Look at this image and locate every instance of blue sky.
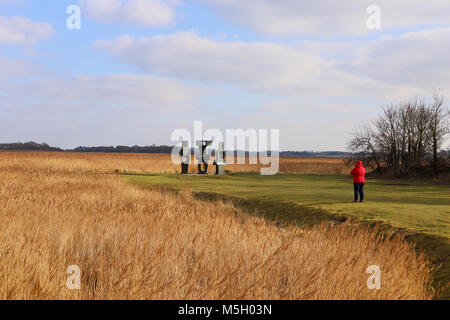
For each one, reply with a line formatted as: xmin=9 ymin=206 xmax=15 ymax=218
xmin=1 ymin=0 xmax=449 ymax=150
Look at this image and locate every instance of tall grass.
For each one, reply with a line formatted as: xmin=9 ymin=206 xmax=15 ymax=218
xmin=0 ymin=152 xmax=432 ymax=299
xmin=0 ymin=152 xmax=352 ymax=174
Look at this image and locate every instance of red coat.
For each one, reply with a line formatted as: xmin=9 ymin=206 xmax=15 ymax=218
xmin=350 ymin=161 xmax=366 ymax=183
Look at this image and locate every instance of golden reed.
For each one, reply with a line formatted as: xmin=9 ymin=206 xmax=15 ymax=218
xmin=0 ymin=152 xmax=433 ymax=299
xmin=0 ymin=151 xmax=353 ymax=174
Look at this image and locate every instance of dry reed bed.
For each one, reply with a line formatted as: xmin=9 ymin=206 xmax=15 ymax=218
xmin=0 ymin=152 xmax=432 ymax=299
xmin=0 ymin=152 xmax=352 ymax=174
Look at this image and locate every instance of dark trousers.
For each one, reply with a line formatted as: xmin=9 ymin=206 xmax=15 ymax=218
xmin=354 ymin=183 xmax=365 ymax=201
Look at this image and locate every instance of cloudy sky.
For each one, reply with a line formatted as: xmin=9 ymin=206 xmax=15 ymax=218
xmin=1 ymin=0 xmax=449 ymax=150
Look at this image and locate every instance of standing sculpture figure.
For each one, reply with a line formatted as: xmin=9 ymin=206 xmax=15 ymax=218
xmin=196 ymin=140 xmax=212 ymax=174
xmin=214 ymin=142 xmax=226 ymax=175
xmin=180 ymin=141 xmax=190 ymax=174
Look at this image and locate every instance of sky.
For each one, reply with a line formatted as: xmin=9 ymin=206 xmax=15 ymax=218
xmin=0 ymin=0 xmax=449 ymax=151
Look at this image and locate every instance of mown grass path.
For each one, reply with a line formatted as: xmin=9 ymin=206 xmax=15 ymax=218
xmin=126 ymin=173 xmax=450 ymax=238
xmin=125 ymin=172 xmax=450 ymax=298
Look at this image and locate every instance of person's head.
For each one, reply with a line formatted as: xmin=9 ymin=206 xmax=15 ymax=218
xmin=355 ymin=161 xmax=363 ymax=168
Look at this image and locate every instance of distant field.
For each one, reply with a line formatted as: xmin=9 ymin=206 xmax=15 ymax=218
xmin=0 ymin=151 xmax=352 ymax=174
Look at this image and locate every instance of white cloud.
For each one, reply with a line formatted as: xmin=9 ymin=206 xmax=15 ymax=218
xmin=94 ymin=31 xmax=353 ymax=96
xmin=79 ymin=0 xmax=181 ymax=27
xmin=259 ymin=100 xmax=377 ymax=115
xmin=2 ymin=73 xmax=209 ymax=112
xmin=0 ymin=61 xmax=213 ymax=147
xmin=0 ymin=56 xmax=37 ymax=78
xmin=0 ymin=56 xmax=210 ymax=112
xmin=201 ymin=0 xmax=450 ymax=36
xmin=0 ymin=16 xmax=54 ymax=45
xmin=95 ymin=29 xmax=450 ymax=100
xmin=296 ymin=27 xmax=450 ymax=96
xmin=349 ymin=29 xmax=450 ymax=89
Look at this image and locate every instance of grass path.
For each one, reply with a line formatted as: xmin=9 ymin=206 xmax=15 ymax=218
xmin=125 ymin=173 xmax=450 ymax=239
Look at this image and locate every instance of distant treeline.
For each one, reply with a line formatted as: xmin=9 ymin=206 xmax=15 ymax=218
xmin=0 ymin=142 xmax=62 ymax=152
xmin=72 ymin=145 xmax=174 ymax=154
xmin=0 ymin=142 xmax=173 ymax=154
xmin=0 ymin=142 xmax=354 ymax=158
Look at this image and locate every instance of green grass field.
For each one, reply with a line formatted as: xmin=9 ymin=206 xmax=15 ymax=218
xmin=126 ymin=173 xmax=450 ymax=238
xmin=124 ymin=172 xmax=450 ymax=298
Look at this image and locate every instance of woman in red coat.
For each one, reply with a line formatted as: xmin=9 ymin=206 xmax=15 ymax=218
xmin=350 ymin=161 xmax=366 ymax=202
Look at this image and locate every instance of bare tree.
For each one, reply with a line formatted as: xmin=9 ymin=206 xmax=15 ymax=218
xmin=374 ymin=105 xmax=401 ymax=168
xmin=348 ymin=90 xmax=449 ymax=175
xmin=429 ymin=88 xmax=449 ymax=172
xmin=347 ymin=125 xmax=381 ymax=169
